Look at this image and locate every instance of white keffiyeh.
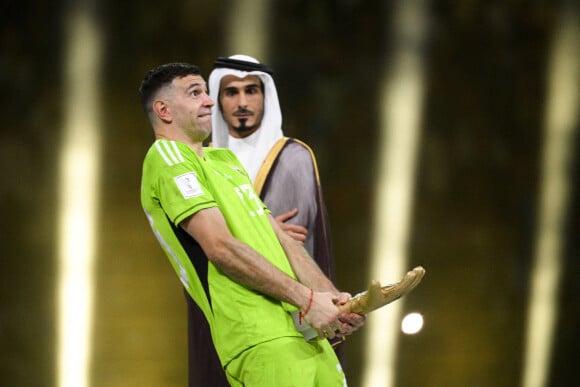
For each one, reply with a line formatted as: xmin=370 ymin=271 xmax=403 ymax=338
xmin=208 ymin=54 xmax=283 ymax=182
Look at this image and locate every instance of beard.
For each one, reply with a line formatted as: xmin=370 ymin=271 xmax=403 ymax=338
xmin=231 ymin=108 xmax=258 ymax=134
xmin=232 ymin=118 xmax=256 ymax=134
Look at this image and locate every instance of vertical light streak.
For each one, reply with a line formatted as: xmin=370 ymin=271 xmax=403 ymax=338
xmin=225 ymin=0 xmax=270 ymax=61
xmin=57 ymin=4 xmax=102 ymax=387
xmin=522 ymin=4 xmax=579 ymax=387
xmin=362 ymin=1 xmax=428 ymax=386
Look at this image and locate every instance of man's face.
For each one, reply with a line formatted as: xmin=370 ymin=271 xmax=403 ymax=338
xmin=218 ymin=74 xmax=265 ymax=138
xmin=167 ymin=74 xmax=214 ymax=141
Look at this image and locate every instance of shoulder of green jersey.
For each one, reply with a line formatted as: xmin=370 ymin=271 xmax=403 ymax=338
xmin=155 ymin=140 xmax=186 ymax=166
xmin=174 ymin=172 xmax=203 ymax=199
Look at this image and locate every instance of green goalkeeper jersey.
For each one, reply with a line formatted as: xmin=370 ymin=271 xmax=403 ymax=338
xmin=141 ymin=139 xmax=302 ymax=366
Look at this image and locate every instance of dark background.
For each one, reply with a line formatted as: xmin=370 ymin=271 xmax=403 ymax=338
xmin=1 ymin=0 xmax=578 ymax=386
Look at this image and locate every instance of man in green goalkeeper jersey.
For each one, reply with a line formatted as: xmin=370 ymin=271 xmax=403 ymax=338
xmin=138 ymin=63 xmax=365 ymax=386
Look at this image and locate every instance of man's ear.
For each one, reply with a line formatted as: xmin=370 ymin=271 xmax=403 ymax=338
xmin=153 ymin=100 xmax=172 ymax=122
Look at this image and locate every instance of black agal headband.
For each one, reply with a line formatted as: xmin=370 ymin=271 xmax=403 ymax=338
xmin=213 ymin=57 xmax=274 ymax=75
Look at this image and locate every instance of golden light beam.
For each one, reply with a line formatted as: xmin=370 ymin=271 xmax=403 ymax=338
xmin=362 ymin=1 xmax=428 ymax=386
xmin=57 ymin=4 xmax=103 ymax=387
xmin=225 ymin=0 xmax=271 ymax=61
xmin=522 ymin=4 xmax=579 ymax=387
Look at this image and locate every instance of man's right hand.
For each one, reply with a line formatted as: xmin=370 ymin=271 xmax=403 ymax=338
xmin=302 ymin=291 xmax=345 ymax=340
xmin=275 ymin=208 xmax=308 ymax=243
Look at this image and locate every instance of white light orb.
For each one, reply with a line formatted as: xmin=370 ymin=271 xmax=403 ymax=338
xmin=401 ymin=312 xmax=424 ymax=334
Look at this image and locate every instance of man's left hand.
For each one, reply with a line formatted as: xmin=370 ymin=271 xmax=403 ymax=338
xmin=333 ymin=292 xmax=366 ymax=336
xmin=275 ymin=208 xmax=308 ymax=243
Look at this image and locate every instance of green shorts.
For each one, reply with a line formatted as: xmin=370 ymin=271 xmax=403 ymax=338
xmin=224 ymin=336 xmax=347 ymax=387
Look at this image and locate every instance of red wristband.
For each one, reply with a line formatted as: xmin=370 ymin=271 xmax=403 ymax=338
xmin=299 ymin=288 xmax=314 ymax=324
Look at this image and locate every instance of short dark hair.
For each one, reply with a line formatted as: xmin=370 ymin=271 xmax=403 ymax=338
xmin=139 ymin=63 xmax=201 ymax=113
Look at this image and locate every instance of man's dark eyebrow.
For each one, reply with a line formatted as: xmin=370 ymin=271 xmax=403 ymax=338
xmin=186 ymin=82 xmax=207 ymax=93
xmin=222 ymin=83 xmax=260 ymax=91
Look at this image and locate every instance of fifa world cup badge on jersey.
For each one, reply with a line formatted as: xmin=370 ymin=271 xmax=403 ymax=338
xmin=174 ymin=172 xmax=203 ymax=199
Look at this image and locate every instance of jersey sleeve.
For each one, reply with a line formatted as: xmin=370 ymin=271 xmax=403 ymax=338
xmin=154 ymin=154 xmax=217 ymax=226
